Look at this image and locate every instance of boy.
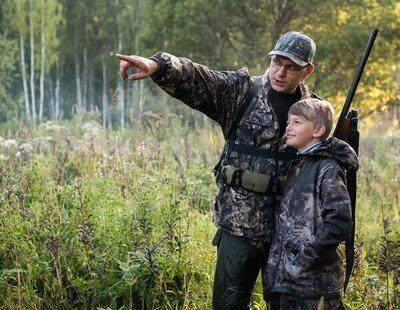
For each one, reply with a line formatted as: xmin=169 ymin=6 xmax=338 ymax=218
xmin=265 ymin=98 xmax=359 ymax=309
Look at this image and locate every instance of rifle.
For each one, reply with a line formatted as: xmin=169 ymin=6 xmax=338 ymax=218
xmin=333 ymin=28 xmax=379 ymax=291
xmin=333 ymin=28 xmax=379 ymax=141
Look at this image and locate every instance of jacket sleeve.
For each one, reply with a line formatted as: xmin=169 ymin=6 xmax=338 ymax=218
xmin=310 ymin=161 xmax=352 ymax=256
xmin=150 ymin=52 xmax=251 ymax=138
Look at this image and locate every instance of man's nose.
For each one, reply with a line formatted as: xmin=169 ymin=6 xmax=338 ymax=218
xmin=277 ymin=66 xmax=287 ymax=76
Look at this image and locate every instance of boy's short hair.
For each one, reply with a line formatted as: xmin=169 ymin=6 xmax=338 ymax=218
xmin=289 ymin=98 xmax=334 ymax=140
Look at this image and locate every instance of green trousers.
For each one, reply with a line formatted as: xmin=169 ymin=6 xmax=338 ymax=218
xmin=212 ymin=229 xmax=270 ymax=310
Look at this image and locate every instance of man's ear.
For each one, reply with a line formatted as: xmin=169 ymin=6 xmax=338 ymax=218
xmin=313 ymin=125 xmax=326 ymax=138
xmin=303 ymin=64 xmax=314 ymax=80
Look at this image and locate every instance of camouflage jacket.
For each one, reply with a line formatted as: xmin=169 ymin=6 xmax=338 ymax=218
xmin=151 ymin=52 xmax=319 ymax=243
xmin=265 ymin=137 xmax=359 ymax=298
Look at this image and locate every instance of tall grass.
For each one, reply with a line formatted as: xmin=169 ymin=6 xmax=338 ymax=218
xmin=0 ymin=114 xmax=399 ymax=309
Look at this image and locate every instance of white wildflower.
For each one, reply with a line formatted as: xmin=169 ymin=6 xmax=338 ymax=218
xmin=20 ymin=143 xmax=33 ymax=153
xmin=0 ymin=139 xmax=17 ymax=149
xmin=33 ymin=136 xmax=52 ymax=144
xmin=138 ymin=140 xmax=146 ymax=152
xmin=82 ymin=122 xmax=102 ymax=135
xmin=44 ymin=121 xmax=65 ymax=132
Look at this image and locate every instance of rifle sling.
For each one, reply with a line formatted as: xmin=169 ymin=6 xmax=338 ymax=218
xmin=221 ymin=77 xmax=262 ymax=164
xmin=213 ymin=77 xmax=262 ymax=177
xmin=226 ymin=77 xmax=262 ymax=146
xmin=344 ymin=111 xmax=359 ymax=292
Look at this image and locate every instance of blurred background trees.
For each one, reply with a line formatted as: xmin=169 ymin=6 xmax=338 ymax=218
xmin=0 ymin=0 xmax=399 ymax=128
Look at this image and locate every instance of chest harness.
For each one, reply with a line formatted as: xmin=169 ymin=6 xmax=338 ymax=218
xmin=213 ymin=77 xmax=297 ymax=194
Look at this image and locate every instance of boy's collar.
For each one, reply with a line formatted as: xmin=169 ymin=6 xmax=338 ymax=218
xmin=297 ymin=141 xmax=322 ymax=155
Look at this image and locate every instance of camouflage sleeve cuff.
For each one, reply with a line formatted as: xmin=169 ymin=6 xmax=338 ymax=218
xmin=149 ymin=52 xmax=171 ymax=80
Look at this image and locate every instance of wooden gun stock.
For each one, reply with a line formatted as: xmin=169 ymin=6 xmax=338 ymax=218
xmin=334 ymin=116 xmax=352 ymax=142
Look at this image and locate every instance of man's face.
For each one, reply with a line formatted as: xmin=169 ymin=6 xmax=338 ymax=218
xmin=286 ymin=114 xmax=323 ymax=152
xmin=268 ymin=56 xmax=314 ymax=94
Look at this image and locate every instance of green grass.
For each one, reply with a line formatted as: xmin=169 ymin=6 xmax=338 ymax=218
xmin=0 ymin=115 xmax=399 ymax=309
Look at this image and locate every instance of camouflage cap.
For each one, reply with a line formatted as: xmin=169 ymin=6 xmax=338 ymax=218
xmin=269 ymin=31 xmax=316 ymax=66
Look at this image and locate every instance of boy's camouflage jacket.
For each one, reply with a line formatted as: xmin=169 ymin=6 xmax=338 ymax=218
xmin=150 ymin=52 xmax=319 ymax=243
xmin=265 ymin=137 xmax=359 ymax=297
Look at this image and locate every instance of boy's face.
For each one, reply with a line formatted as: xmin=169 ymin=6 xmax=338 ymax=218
xmin=286 ymin=114 xmax=324 ymax=152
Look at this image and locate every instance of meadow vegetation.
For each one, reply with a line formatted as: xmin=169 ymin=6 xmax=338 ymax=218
xmin=0 ymin=113 xmax=399 ymax=309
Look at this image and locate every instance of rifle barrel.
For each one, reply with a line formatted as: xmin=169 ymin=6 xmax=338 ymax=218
xmin=339 ymin=28 xmax=379 ymax=119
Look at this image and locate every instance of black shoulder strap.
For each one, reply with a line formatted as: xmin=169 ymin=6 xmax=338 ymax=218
xmin=344 ymin=110 xmax=359 ymax=292
xmin=227 ymin=76 xmax=263 ymax=141
xmin=222 ymin=76 xmax=263 ymax=162
xmin=212 ymin=77 xmax=263 ymax=178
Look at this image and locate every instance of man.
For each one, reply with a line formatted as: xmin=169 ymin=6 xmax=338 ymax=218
xmin=116 ymin=31 xmax=320 ymax=309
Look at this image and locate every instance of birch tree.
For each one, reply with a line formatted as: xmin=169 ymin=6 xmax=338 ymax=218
xmin=29 ymin=0 xmax=37 ymax=121
xmin=0 ymin=35 xmax=18 ymax=122
xmin=4 ymin=0 xmax=62 ymax=122
xmin=38 ymin=0 xmax=45 ymax=121
xmin=115 ymin=0 xmax=125 ymax=129
xmin=13 ymin=0 xmax=31 ymax=119
xmin=102 ymin=56 xmax=109 ymax=129
xmin=8 ymin=0 xmax=31 ymax=119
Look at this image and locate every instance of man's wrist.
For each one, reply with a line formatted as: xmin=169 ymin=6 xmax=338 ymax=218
xmin=149 ymin=52 xmax=170 ymax=79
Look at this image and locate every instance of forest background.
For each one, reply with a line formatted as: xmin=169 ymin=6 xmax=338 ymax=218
xmin=0 ymin=0 xmax=400 ymax=309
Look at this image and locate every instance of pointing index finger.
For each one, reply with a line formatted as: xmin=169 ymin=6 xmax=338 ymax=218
xmin=115 ymin=53 xmax=131 ymax=61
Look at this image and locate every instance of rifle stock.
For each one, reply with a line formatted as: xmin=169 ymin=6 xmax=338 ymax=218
xmin=334 ymin=117 xmax=351 ymax=142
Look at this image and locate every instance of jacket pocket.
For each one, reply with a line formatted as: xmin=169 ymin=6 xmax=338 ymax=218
xmin=283 ymin=243 xmax=317 ymax=282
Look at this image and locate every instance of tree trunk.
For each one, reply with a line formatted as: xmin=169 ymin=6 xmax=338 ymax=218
xmin=75 ymin=54 xmax=83 ymax=110
xmin=55 ymin=60 xmax=60 ymax=120
xmin=20 ymin=33 xmax=30 ymax=119
xmin=116 ymin=0 xmax=125 ymax=129
xmin=48 ymin=79 xmax=55 ymax=120
xmin=30 ymin=0 xmax=37 ymax=122
xmin=39 ymin=0 xmax=45 ymax=121
xmin=102 ymin=57 xmax=109 ymax=129
xmin=88 ymin=64 xmax=95 ymax=110
xmin=82 ymin=47 xmax=88 ymax=110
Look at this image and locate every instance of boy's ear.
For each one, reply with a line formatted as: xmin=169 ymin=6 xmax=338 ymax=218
xmin=313 ymin=125 xmax=326 ymax=138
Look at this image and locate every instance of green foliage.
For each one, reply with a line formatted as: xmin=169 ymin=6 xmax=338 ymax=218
xmin=0 ymin=115 xmax=399 ymax=308
xmin=342 ymin=119 xmax=400 ymax=309
xmin=378 ymin=219 xmax=400 ymax=309
xmin=0 ymin=35 xmax=18 ymax=122
xmin=2 ymin=0 xmax=400 ymax=124
xmin=0 ymin=117 xmax=218 ymax=309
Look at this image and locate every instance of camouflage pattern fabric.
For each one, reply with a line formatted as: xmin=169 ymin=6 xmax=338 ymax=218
xmin=151 ymin=52 xmax=319 ymax=243
xmin=265 ymin=137 xmax=359 ymax=297
xmin=279 ymin=294 xmax=344 ymax=310
xmin=269 ymin=31 xmax=316 ymax=66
